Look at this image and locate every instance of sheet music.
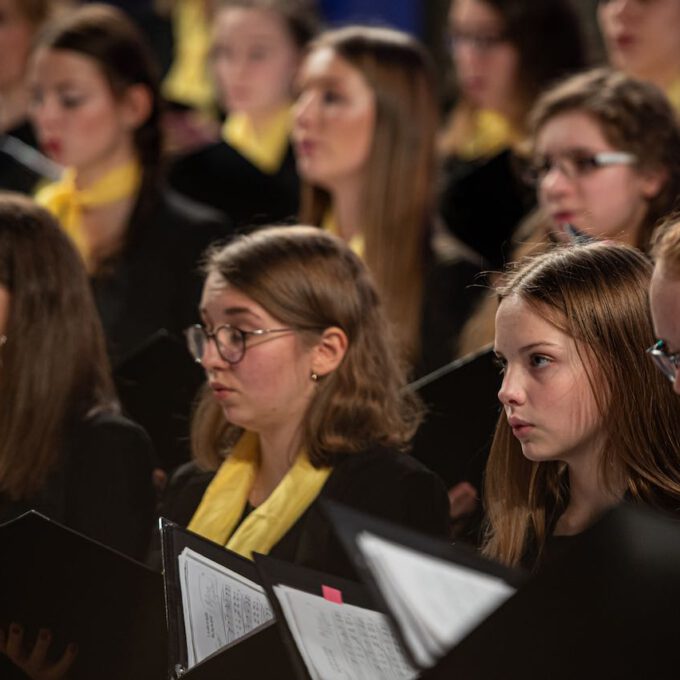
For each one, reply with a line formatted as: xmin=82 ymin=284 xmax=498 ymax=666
xmin=178 ymin=547 xmax=274 ymax=668
xmin=273 ymin=584 xmax=417 ymax=680
xmin=357 ymin=532 xmax=515 ymax=668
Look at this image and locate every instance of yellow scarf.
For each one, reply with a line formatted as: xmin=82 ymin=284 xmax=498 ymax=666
xmin=322 ymin=212 xmax=365 ymax=258
xmin=161 ymin=0 xmax=215 ymax=112
xmin=35 ymin=160 xmax=142 ymax=261
xmin=457 ymin=109 xmax=516 ymax=161
xmin=222 ymin=106 xmax=292 ymax=174
xmin=188 ymin=431 xmax=332 ymax=559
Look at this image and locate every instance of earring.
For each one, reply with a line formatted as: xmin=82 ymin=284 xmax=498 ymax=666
xmin=310 ymin=372 xmax=319 ymax=382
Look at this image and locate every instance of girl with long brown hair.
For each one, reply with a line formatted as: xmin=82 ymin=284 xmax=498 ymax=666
xmin=485 ymin=242 xmax=680 ymax=570
xmin=0 ymin=193 xmax=154 ymax=560
xmin=294 ymin=25 xmax=481 ymax=374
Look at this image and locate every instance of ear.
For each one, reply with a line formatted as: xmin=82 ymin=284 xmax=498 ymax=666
xmin=640 ymin=166 xmax=668 ymax=199
xmin=311 ymin=326 xmax=348 ymax=377
xmin=119 ymin=83 xmax=153 ymax=131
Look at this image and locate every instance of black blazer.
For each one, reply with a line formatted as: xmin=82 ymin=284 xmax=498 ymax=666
xmin=0 ymin=411 xmax=155 ymax=561
xmin=158 ymin=446 xmax=450 ymax=579
xmin=167 ymin=140 xmax=300 ymax=230
xmin=92 ymin=187 xmax=231 ymax=364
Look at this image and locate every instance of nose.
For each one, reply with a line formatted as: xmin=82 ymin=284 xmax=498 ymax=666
xmin=497 ymin=367 xmax=526 ymax=407
xmin=293 ymin=90 xmax=318 ymax=131
xmin=538 ymin=164 xmax=573 ymax=203
xmin=200 ymin=333 xmax=229 ymax=374
xmin=30 ymin=94 xmax=59 ymax=134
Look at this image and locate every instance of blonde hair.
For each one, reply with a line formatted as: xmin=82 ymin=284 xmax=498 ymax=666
xmin=299 ymin=26 xmax=439 ymax=363
xmin=483 ymin=242 xmax=680 ymax=567
xmin=652 ymin=216 xmax=680 ymax=278
xmin=191 ymin=226 xmax=422 ymax=470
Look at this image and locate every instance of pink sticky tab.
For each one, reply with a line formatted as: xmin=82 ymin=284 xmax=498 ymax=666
xmin=322 ymin=585 xmax=343 ymax=604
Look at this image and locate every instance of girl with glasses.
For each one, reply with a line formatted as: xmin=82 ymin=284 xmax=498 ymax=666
xmin=486 ymin=241 xmax=680 ymax=571
xmin=160 ymin=226 xmax=450 ymax=579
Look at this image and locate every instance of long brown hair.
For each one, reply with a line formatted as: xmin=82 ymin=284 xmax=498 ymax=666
xmin=191 ymin=225 xmax=422 ymax=470
xmin=0 ymin=194 xmax=116 ymax=500
xmin=483 ymin=243 xmax=680 ymax=567
xmin=299 ymin=26 xmax=439 ymax=363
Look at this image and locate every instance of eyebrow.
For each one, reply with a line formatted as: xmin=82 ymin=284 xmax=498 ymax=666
xmin=519 ymin=341 xmax=560 ymax=352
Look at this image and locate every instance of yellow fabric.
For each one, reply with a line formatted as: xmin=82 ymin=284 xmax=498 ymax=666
xmin=457 ymin=109 xmax=515 ymax=161
xmin=162 ymin=0 xmax=215 ymax=112
xmin=35 ymin=161 xmax=141 ymax=261
xmin=222 ymin=106 xmax=292 ymax=174
xmin=322 ymin=212 xmax=365 ymax=258
xmin=666 ymin=77 xmax=680 ymax=115
xmin=188 ymin=431 xmax=332 ymax=559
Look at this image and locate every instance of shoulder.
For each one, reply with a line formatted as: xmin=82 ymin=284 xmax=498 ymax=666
xmin=321 ymin=446 xmax=450 ymax=539
xmin=66 ymin=410 xmax=155 ymax=472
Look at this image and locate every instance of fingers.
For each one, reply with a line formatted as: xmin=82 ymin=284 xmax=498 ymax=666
xmin=24 ymin=629 xmax=51 ymax=675
xmin=42 ymin=643 xmax=78 ymax=680
xmin=5 ymin=623 xmax=25 ymax=662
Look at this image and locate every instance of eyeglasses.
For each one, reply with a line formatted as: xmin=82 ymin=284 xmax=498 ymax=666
xmin=646 ymin=340 xmax=680 ymax=383
xmin=185 ymin=324 xmax=322 ymax=365
xmin=525 ymin=150 xmax=637 ymax=186
xmin=448 ymin=30 xmax=509 ymax=53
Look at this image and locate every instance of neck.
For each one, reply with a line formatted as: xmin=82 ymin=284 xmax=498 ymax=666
xmin=555 ymin=454 xmax=623 ymax=536
xmin=246 ymin=103 xmax=289 ymax=138
xmin=633 ymin=61 xmax=680 ymax=93
xmin=330 ymin=182 xmax=363 ymax=243
xmin=74 ymin=144 xmax=138 ymax=190
xmin=0 ymin=81 xmax=29 ymax=133
xmin=255 ymin=421 xmax=304 ymax=499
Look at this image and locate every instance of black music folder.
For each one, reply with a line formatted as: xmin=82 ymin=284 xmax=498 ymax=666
xmin=419 ymin=503 xmax=680 ymax=680
xmin=114 ymin=329 xmax=205 ymax=472
xmin=254 ymin=552 xmax=416 ymax=680
xmin=158 ymin=518 xmax=294 ymax=679
xmin=325 ymin=500 xmax=525 ymax=671
xmin=409 ymin=346 xmax=501 ymax=491
xmin=0 ymin=511 xmax=166 ymax=680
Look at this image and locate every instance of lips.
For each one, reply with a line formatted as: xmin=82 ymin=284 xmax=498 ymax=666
xmin=294 ymin=138 xmax=317 ymax=157
xmin=42 ymin=139 xmax=62 ymax=157
xmin=209 ymin=381 xmax=236 ymax=401
xmin=507 ymin=416 xmax=534 ymax=439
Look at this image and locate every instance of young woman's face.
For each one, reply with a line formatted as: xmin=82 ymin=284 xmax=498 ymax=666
xmin=198 ymin=273 xmax=319 ymax=435
xmin=534 ymin=110 xmax=664 ymax=245
xmin=28 ymin=48 xmax=139 ymax=178
xmin=598 ymin=0 xmax=680 ymax=84
xmin=293 ymin=47 xmax=376 ymax=193
xmin=0 ymin=0 xmax=35 ymax=93
xmin=211 ymin=7 xmax=300 ymax=118
xmin=495 ymin=295 xmax=605 ymax=465
xmin=448 ymin=0 xmax=519 ymax=114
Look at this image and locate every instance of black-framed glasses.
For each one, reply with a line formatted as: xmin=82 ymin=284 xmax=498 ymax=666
xmin=185 ymin=324 xmax=322 ymax=365
xmin=524 ymin=150 xmax=637 ymax=186
xmin=646 ymin=340 xmax=680 ymax=383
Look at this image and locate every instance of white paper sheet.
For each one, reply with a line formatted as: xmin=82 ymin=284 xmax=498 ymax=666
xmin=273 ymin=584 xmax=417 ymax=680
xmin=178 ymin=547 xmax=274 ymax=668
xmin=357 ymin=532 xmax=515 ymax=668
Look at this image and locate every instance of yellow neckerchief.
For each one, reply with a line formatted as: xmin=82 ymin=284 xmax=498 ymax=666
xmin=457 ymin=108 xmax=515 ymax=161
xmin=161 ymin=0 xmax=215 ymax=113
xmin=666 ymin=77 xmax=680 ymax=115
xmin=35 ymin=160 xmax=141 ymax=261
xmin=222 ymin=106 xmax=292 ymax=174
xmin=188 ymin=431 xmax=332 ymax=559
xmin=322 ymin=211 xmax=365 ymax=258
